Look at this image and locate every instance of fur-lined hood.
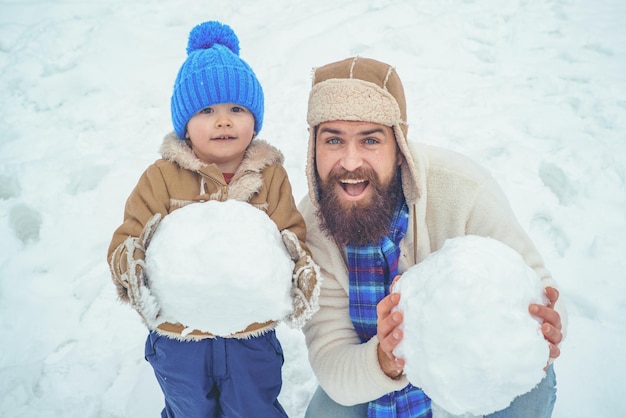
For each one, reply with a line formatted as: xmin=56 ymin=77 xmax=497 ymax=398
xmin=159 ymin=132 xmax=283 ymax=176
xmin=158 ymin=132 xmax=285 ymax=205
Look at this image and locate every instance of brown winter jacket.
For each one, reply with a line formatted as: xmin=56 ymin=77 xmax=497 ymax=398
xmin=108 ymin=132 xmax=320 ymax=340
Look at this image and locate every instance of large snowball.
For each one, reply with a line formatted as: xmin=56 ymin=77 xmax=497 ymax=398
xmin=393 ymin=235 xmax=549 ymax=416
xmin=145 ymin=200 xmax=294 ymax=336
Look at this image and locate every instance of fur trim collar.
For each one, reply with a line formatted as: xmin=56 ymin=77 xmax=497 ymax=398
xmin=159 ymin=132 xmax=284 ymax=175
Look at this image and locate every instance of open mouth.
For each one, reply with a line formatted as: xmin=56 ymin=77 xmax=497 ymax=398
xmin=340 ymin=178 xmax=369 ymax=197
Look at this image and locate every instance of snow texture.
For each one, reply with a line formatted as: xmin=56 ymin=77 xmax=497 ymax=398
xmin=145 ymin=200 xmax=294 ymax=336
xmin=1 ymin=0 xmax=625 ymax=417
xmin=393 ymin=236 xmax=549 ymax=416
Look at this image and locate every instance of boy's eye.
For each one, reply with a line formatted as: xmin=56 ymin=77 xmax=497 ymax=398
xmin=199 ymin=107 xmax=214 ymax=114
xmin=231 ymin=106 xmax=245 ymax=113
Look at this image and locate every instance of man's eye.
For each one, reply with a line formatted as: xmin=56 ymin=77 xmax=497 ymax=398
xmin=326 ymin=138 xmax=341 ymax=145
xmin=364 ymin=138 xmax=379 ymax=145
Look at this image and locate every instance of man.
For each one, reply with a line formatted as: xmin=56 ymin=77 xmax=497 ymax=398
xmin=299 ymin=56 xmax=566 ymax=417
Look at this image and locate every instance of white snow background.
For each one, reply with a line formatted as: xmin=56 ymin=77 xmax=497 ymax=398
xmin=1 ymin=0 xmax=624 ymax=417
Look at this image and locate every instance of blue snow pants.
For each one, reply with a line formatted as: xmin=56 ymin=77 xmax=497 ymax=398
xmin=144 ymin=330 xmax=288 ymax=418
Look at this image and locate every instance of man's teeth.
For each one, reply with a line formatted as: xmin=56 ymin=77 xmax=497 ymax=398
xmin=341 ymin=179 xmax=365 ymax=184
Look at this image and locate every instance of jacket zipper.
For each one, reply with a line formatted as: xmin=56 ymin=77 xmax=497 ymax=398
xmin=200 ymin=174 xmax=228 ymax=201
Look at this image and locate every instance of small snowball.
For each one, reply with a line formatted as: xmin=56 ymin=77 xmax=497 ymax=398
xmin=145 ymin=200 xmax=294 ymax=336
xmin=393 ymin=235 xmax=549 ymax=416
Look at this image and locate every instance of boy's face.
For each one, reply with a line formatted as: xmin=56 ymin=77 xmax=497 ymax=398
xmin=186 ymin=103 xmax=255 ymax=173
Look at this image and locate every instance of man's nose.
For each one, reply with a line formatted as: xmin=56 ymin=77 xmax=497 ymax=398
xmin=340 ymin=142 xmax=363 ymax=171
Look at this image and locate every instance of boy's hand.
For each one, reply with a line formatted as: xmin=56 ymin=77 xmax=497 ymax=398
xmin=139 ymin=213 xmax=161 ymax=250
xmin=281 ymin=229 xmax=306 ymax=260
xmin=288 ymin=258 xmax=321 ymax=327
xmin=280 ymin=229 xmax=321 ymax=328
xmin=119 ymin=214 xmax=163 ymax=325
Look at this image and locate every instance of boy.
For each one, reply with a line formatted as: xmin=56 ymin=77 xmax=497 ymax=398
xmin=107 ymin=21 xmax=320 ymax=417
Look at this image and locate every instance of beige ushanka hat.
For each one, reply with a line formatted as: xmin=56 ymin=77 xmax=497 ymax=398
xmin=305 ymin=56 xmax=421 ymax=208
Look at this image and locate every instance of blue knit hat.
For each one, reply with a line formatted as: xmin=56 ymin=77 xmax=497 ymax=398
xmin=171 ymin=21 xmax=264 ymax=139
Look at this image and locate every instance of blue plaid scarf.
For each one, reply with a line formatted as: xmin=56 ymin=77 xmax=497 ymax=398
xmin=347 ymin=198 xmax=431 ymax=418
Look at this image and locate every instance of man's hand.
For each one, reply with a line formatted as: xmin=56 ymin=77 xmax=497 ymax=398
xmin=530 ymin=286 xmax=563 ymax=366
xmin=376 ymin=282 xmax=405 ymax=379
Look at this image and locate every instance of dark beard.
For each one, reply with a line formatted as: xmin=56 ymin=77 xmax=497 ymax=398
xmin=316 ymin=166 xmax=402 ymax=246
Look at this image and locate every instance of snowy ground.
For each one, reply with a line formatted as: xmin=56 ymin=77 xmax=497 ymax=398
xmin=1 ymin=0 xmax=625 ymax=417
